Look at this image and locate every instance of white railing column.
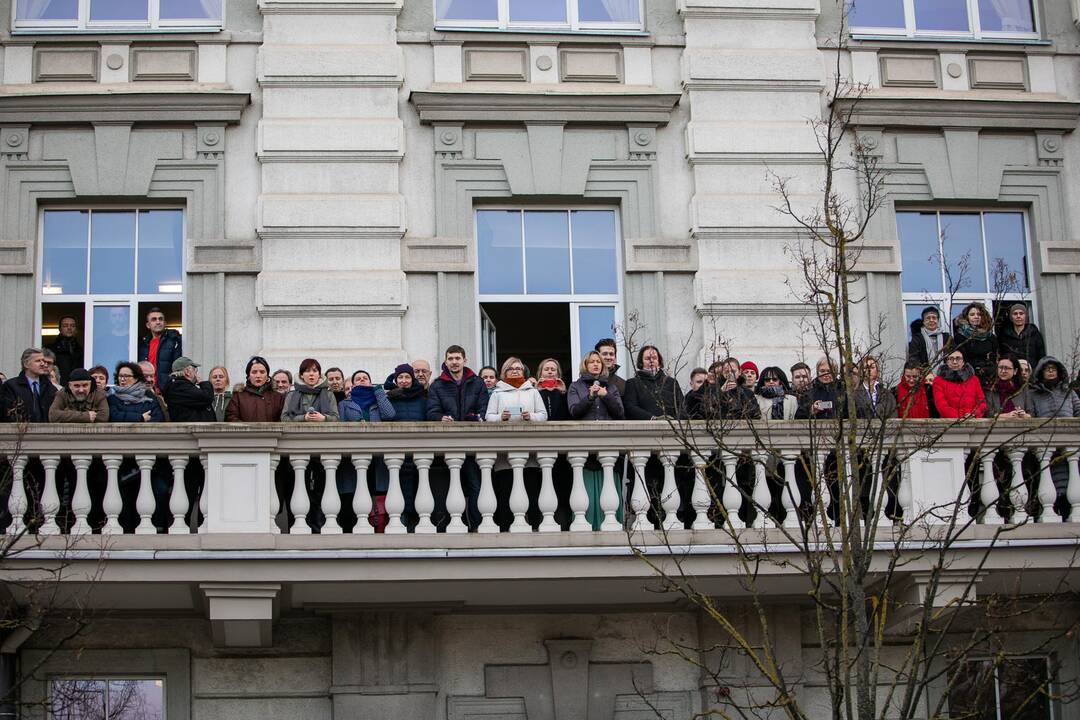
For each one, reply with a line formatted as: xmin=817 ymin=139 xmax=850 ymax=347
xmin=7 ymin=457 xmax=27 ymax=535
xmin=535 ymin=452 xmax=559 ymax=532
xmin=39 ymin=455 xmax=61 ymax=534
xmin=134 ymin=455 xmax=157 ymax=535
xmin=476 ymin=453 xmax=498 ymax=533
xmin=70 ymin=455 xmax=92 ymax=535
xmin=383 ymin=453 xmax=406 ymax=535
xmin=691 ymin=460 xmax=713 ymax=531
xmin=413 ymin=454 xmax=436 ymax=534
xmin=320 ymin=454 xmax=342 ymax=535
xmin=659 ymin=452 xmax=680 ymax=533
xmin=269 ymin=455 xmax=282 ymax=534
xmin=720 ymin=452 xmax=743 ymax=530
xmin=1036 ymin=450 xmax=1059 ymax=524
xmin=781 ymin=454 xmax=801 ymax=529
xmin=197 ymin=454 xmax=208 ymax=533
xmin=350 ymin=454 xmax=373 ymax=534
xmin=1006 ymin=449 xmax=1028 ymax=524
xmin=598 ymin=452 xmax=621 ymax=532
xmin=508 ymin=452 xmax=530 ymax=533
xmin=751 ymin=452 xmax=771 ymax=530
xmin=979 ymin=452 xmax=1002 ymax=525
xmin=1066 ymin=451 xmax=1080 ymax=522
xmin=567 ymin=452 xmax=590 ymax=532
xmin=896 ymin=456 xmax=912 ymax=525
xmin=816 ymin=450 xmax=832 ymax=522
xmin=102 ymin=455 xmax=123 ymax=534
xmin=168 ymin=455 xmax=189 ymax=534
xmin=627 ymin=451 xmax=651 ymax=532
xmin=289 ymin=455 xmax=311 ymax=534
xmin=874 ymin=452 xmax=892 ymax=529
xmin=444 ymin=453 xmax=468 ymax=534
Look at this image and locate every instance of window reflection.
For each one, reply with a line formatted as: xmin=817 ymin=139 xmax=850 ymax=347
xmin=51 ymin=678 xmax=164 ymax=720
xmin=912 ymin=0 xmax=969 ymax=31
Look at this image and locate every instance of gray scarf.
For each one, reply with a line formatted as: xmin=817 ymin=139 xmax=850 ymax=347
xmin=112 ymin=382 xmax=151 ymax=404
xmin=921 ymin=325 xmax=945 ymax=360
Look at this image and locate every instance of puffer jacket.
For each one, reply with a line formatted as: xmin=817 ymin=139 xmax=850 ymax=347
xmin=225 ymin=383 xmax=285 ymax=422
xmin=339 ymin=386 xmax=395 ymax=422
xmin=1028 ymin=357 xmax=1080 ymax=418
xmin=623 ymin=370 xmax=684 ymax=420
xmin=426 ymin=365 xmax=487 ymax=422
xmin=281 ymin=381 xmax=340 ymax=421
xmin=567 ymin=374 xmax=624 ymax=420
xmin=997 ymin=322 xmax=1046 ymax=367
xmin=485 ymin=379 xmax=548 ymax=422
xmin=48 ymin=387 xmax=109 ymax=423
xmin=932 ymin=364 xmax=986 ymax=418
xmin=894 ymin=382 xmax=930 ymax=419
xmin=385 ymin=385 xmax=428 ymax=421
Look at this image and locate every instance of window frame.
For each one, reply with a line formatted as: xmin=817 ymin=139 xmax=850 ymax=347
xmin=434 ymin=0 xmax=646 ymax=34
xmin=36 ymin=205 xmax=186 ymax=373
xmin=49 ymin=675 xmax=167 ymax=720
xmin=848 ymin=0 xmax=1041 ymax=42
xmin=12 ymin=0 xmax=224 ymax=34
xmin=947 ymin=655 xmax=1054 ymax=720
xmin=897 ymin=207 xmax=1036 ymax=335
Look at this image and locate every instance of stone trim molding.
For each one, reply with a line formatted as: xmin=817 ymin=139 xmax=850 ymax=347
xmin=411 ymin=88 xmax=680 ymax=124
xmin=0 ymin=90 xmax=250 ymax=124
xmin=258 ymin=0 xmax=403 ymax=14
xmin=836 ymin=95 xmax=1080 ymax=131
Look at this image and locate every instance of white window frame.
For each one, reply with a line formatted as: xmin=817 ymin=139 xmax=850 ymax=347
xmin=474 ymin=206 xmax=626 ymax=370
xmin=36 ymin=205 xmax=186 ymax=373
xmin=49 ymin=675 xmax=167 ymax=720
xmin=898 ymin=208 xmax=1035 ymax=333
xmin=434 ymin=0 xmax=645 ymax=33
xmin=948 ymin=655 xmax=1054 ymax=720
xmin=849 ymin=0 xmax=1041 ymax=41
xmin=13 ymin=0 xmax=224 ymax=33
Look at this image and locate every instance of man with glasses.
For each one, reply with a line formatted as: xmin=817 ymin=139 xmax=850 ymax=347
xmin=410 ymin=359 xmax=433 ymax=389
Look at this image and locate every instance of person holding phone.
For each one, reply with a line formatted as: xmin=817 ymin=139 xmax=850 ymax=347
xmin=485 ymin=357 xmax=547 ymax=423
xmin=795 ymin=356 xmax=841 ymax=420
xmin=281 ymin=358 xmax=339 ymax=422
xmin=533 ymin=358 xmax=569 ymax=421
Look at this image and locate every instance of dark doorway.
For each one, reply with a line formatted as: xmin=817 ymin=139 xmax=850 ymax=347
xmin=480 ymin=302 xmax=572 ymax=380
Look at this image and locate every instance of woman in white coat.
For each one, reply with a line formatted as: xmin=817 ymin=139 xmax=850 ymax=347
xmin=486 ymin=356 xmax=547 ymax=530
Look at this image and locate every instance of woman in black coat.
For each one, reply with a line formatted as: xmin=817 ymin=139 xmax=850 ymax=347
xmin=623 ymin=346 xmax=684 ymax=420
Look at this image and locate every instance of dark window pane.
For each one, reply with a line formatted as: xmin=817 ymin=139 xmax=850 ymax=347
xmin=159 ymin=0 xmax=222 ymax=20
xmin=108 ymin=679 xmax=164 ymax=720
xmin=509 ymin=0 xmax=567 ymax=23
xmin=92 ymin=305 xmax=131 ymax=373
xmin=578 ymin=0 xmax=640 ymax=23
xmin=978 ymin=0 xmax=1034 ymax=32
xmin=16 ymin=0 xmax=77 ymax=20
xmin=477 ymin=211 xmax=524 ymax=295
xmin=52 ymin=679 xmax=107 ymax=719
xmin=90 ymin=211 xmax=136 ymax=295
xmin=939 ymin=214 xmax=986 ymax=293
xmin=898 ymin=212 xmax=943 ymax=294
xmin=983 ymin=212 xmax=1028 ymax=293
xmin=571 ymin=211 xmax=618 ymax=295
xmin=949 ymin=660 xmax=997 ymax=720
xmin=847 ymin=0 xmax=905 ymax=28
xmin=524 ymin=212 xmax=571 ymax=295
xmin=43 ymin=210 xmax=89 ymax=296
xmin=435 ymin=0 xmax=497 ymax=21
xmin=137 ymin=210 xmax=184 ymax=295
xmin=998 ymin=658 xmax=1051 ymax=720
xmin=913 ymin=0 xmax=969 ymax=31
xmin=90 ymin=0 xmax=147 ymax=20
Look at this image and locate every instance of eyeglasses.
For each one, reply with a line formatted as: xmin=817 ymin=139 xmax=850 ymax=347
xmin=117 ymin=373 xmax=135 ymax=379
xmin=507 ymin=366 xmax=524 ymax=373
xmin=763 ymin=377 xmax=781 ymax=383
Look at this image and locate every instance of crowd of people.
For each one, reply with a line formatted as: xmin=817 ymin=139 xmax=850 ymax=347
xmin=1 ymin=302 xmax=1076 ymax=531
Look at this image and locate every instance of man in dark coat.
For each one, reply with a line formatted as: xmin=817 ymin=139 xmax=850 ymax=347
xmin=163 ymin=357 xmax=215 ymax=422
xmin=686 ymin=359 xmax=760 ymax=420
xmin=594 ymin=338 xmax=626 ymax=397
xmin=1 ymin=348 xmax=58 ymax=423
xmin=795 ymin=358 xmax=843 ymax=420
xmin=138 ymin=307 xmax=182 ymax=390
xmin=46 ymin=315 xmax=84 ymax=385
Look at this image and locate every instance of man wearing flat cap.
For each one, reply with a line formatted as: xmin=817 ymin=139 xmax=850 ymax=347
xmin=163 ymin=357 xmax=215 ymax=422
xmin=49 ymin=368 xmax=109 ymax=423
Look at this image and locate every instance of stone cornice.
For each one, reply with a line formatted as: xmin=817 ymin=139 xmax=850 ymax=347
xmin=410 ymin=86 xmax=681 ymax=124
xmin=257 ymin=0 xmax=402 ymax=14
xmin=837 ymin=94 xmax=1080 ymax=131
xmin=0 ymin=89 xmax=250 ymax=124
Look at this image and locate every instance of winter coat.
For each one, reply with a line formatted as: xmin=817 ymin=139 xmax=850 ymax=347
xmin=605 ymin=363 xmax=627 ymax=398
xmin=686 ymin=379 xmax=761 ymax=420
xmin=426 ymin=366 xmax=487 ymax=422
xmin=997 ymin=323 xmax=1046 ymax=367
xmin=339 ymin=386 xmax=395 ymax=422
xmin=225 ymin=383 xmax=286 ymax=422
xmin=906 ymin=318 xmax=951 ymax=368
xmin=755 ymin=394 xmax=798 ymax=420
xmin=795 ymin=379 xmax=841 ymax=420
xmin=623 ymin=370 xmax=685 ymax=420
xmin=984 ymin=380 xmax=1033 ymax=417
xmin=211 ymin=390 xmax=232 ymax=422
xmin=1028 ymin=357 xmax=1080 ymax=418
xmin=282 ymin=381 xmax=340 ymax=421
xmin=385 ymin=385 xmax=428 ymax=421
xmin=932 ymin=364 xmax=986 ymax=418
xmin=164 ymin=378 xmax=216 ymax=422
xmin=952 ymin=319 xmax=997 ymax=385
xmin=850 ymin=382 xmax=898 ymax=421
xmin=567 ymin=374 xmax=625 ymax=421
xmin=138 ymin=329 xmax=183 ymax=386
xmin=48 ymin=387 xmax=109 ymax=423
xmin=46 ymin=336 xmax=83 ymax=385
xmin=0 ymin=372 xmax=58 ymax=423
xmin=538 ymin=387 xmax=569 ymax=421
xmin=485 ymin=380 xmax=548 ymax=422
xmin=894 ymin=382 xmax=930 ymax=419
xmin=107 ymin=384 xmax=166 ymax=423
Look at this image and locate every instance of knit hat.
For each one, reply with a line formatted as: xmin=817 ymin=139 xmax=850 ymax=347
xmin=1009 ymin=303 xmax=1028 ymax=315
xmin=921 ymin=306 xmax=941 ymax=320
xmin=740 ymin=361 xmax=759 ymax=375
xmin=392 ymin=363 xmax=417 ymax=385
xmin=68 ymin=368 xmax=90 ymax=382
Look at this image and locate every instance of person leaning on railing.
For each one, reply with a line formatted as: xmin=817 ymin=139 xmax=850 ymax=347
xmin=0 ymin=348 xmax=57 ymax=423
xmin=1028 ymin=356 xmax=1080 ymax=518
xmin=932 ymin=349 xmax=987 ymax=419
xmin=48 ymin=368 xmax=108 ymax=424
xmin=281 ymin=358 xmax=339 ymax=422
xmin=485 ymin=357 xmax=547 ymax=423
xmin=895 ymin=361 xmax=932 ymax=419
xmin=754 ymin=367 xmax=797 ymax=421
xmin=795 ymin=357 xmax=840 ymax=420
xmin=985 ymin=354 xmax=1032 ymax=419
xmin=623 ymin=345 xmax=684 ymax=421
xmin=567 ymin=351 xmax=625 ymax=529
xmin=533 ymin=358 xmax=569 ymax=421
xmin=107 ymin=362 xmax=165 ymax=423
xmin=226 ymin=356 xmax=285 ymax=422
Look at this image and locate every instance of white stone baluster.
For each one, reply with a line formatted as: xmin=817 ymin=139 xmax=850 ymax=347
xmin=476 ymin=453 xmax=498 ymax=533
xmin=168 ymin=455 xmax=189 ymax=534
xmin=1036 ymin=449 xmax=1060 ymax=523
xmin=197 ymin=454 xmax=208 ymax=533
xmin=39 ymin=455 xmax=61 ymax=534
xmin=70 ymin=455 xmax=92 ymax=535
xmin=720 ymin=452 xmax=743 ymax=530
xmin=508 ymin=452 xmax=530 ymax=533
xmin=7 ymin=456 xmax=27 ymax=535
xmin=270 ymin=455 xmax=282 ymax=534
xmin=289 ymin=455 xmax=311 ymax=534
xmin=102 ymin=455 xmax=123 ymax=534
xmin=350 ymin=454 xmax=373 ymax=534
xmin=413 ymin=454 xmax=436 ymax=534
xmin=896 ymin=456 xmax=913 ymax=526
xmin=1007 ymin=449 xmax=1028 ymax=524
xmin=134 ymin=455 xmax=157 ymax=535
xmin=979 ymin=452 xmax=1002 ymax=524
xmin=320 ymin=454 xmax=342 ymax=534
xmin=691 ymin=460 xmax=713 ymax=531
xmin=627 ymin=451 xmax=651 ymax=531
xmin=781 ymin=454 xmax=801 ymax=529
xmin=384 ymin=453 xmax=406 ymax=535
xmin=444 ymin=453 xmax=468 ymax=534
xmin=598 ymin=452 xmax=621 ymax=532
xmin=535 ymin=452 xmax=559 ymax=532
xmin=751 ymin=452 xmax=771 ymax=529
xmin=659 ymin=452 xmax=680 ymax=533
xmin=567 ymin=452 xmax=590 ymax=532
xmin=1068 ymin=451 xmax=1080 ymax=521
xmin=816 ymin=450 xmax=832 ymax=522
xmin=874 ymin=452 xmax=892 ymax=529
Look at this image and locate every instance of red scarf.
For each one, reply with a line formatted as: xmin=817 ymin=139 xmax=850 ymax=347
xmin=504 ymin=376 xmax=526 ymax=389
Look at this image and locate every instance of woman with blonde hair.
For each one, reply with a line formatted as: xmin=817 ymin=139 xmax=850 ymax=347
xmin=208 ymin=365 xmax=232 ymax=421
xmin=534 ymin=357 xmax=569 ymax=421
xmin=567 ymin=351 xmax=624 ymax=529
xmin=485 ymin=356 xmax=547 ymax=423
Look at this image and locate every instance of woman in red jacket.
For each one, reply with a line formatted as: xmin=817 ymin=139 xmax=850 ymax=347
xmin=932 ymin=350 xmax=987 ymax=418
xmin=895 ymin=361 xmax=931 ymax=419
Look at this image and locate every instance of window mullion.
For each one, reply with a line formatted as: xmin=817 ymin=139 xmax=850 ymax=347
xmin=149 ymin=0 xmax=159 ymax=30
xmin=498 ymin=0 xmax=509 ymax=28
xmin=969 ymin=0 xmax=982 ymax=38
xmin=903 ymin=0 xmax=916 ymax=36
xmin=569 ymin=0 xmax=578 ymax=30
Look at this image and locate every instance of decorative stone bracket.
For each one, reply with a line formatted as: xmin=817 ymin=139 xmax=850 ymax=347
xmin=200 ymin=583 xmax=281 ymax=648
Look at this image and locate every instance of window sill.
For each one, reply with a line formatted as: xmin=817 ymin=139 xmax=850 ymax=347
xmin=11 ymin=26 xmax=223 ymax=37
xmin=849 ymin=33 xmax=1051 ymax=49
xmin=434 ymin=26 xmax=649 ymax=39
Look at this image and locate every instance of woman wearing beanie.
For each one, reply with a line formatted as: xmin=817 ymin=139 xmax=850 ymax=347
xmin=226 ymin=356 xmax=285 ymax=422
xmin=907 ymin=305 xmax=951 ymax=369
xmin=754 ymin=367 xmax=797 ymax=420
xmin=385 ymin=363 xmax=427 ymax=421
xmin=997 ymin=304 xmax=1046 ymax=368
xmin=338 ymin=370 xmax=395 ymax=422
xmin=740 ymin=361 xmax=759 ymax=388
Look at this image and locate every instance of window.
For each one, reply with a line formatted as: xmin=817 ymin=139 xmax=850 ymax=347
xmin=898 ymin=209 xmax=1032 ymax=334
xmin=38 ymin=208 xmax=183 ymax=376
xmin=50 ymin=677 xmax=165 ymax=720
xmin=847 ymin=0 xmax=1038 ymax=39
xmin=948 ymin=657 xmax=1053 ymax=720
xmin=14 ymin=0 xmax=222 ymax=32
xmin=476 ymin=208 xmax=622 ymax=375
xmin=435 ymin=0 xmax=644 ymax=32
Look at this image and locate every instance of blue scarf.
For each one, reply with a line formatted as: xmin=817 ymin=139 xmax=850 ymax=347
xmin=350 ymin=385 xmax=376 ymax=408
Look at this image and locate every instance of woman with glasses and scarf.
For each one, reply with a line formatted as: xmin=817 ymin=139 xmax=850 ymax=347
xmin=107 ymin=362 xmax=165 ymax=423
xmin=754 ymin=367 xmax=797 ymax=420
xmin=907 ymin=305 xmax=951 ymax=369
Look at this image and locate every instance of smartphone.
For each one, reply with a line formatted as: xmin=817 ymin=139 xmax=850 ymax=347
xmin=508 ymin=405 xmax=522 ymax=418
xmin=819 ymin=401 xmax=833 ymax=410
xmin=539 ymin=378 xmax=558 ymax=390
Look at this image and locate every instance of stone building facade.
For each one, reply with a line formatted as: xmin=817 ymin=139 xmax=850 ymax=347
xmin=2 ymin=1 xmax=1080 ymax=719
